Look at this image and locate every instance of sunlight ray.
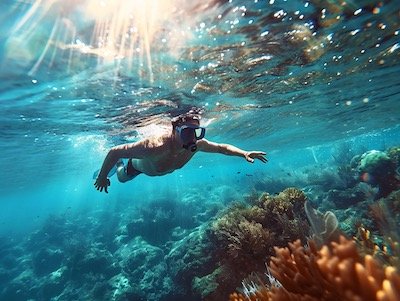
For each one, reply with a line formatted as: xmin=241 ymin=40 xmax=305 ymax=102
xmin=28 ymin=16 xmax=60 ymax=76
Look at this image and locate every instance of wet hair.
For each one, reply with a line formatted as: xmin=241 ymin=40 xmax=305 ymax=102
xmin=171 ymin=110 xmax=202 ymax=129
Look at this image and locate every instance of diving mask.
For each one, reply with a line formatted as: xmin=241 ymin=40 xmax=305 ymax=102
xmin=176 ymin=125 xmax=206 ymax=152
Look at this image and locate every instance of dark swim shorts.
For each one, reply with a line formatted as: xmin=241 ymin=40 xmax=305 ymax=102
xmin=126 ymin=159 xmax=142 ymax=178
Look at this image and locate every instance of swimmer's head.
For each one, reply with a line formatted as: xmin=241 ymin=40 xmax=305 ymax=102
xmin=171 ymin=109 xmax=205 ymax=152
xmin=171 ymin=110 xmax=202 ymax=129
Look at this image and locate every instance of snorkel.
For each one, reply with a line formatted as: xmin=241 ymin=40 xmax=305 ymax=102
xmin=183 ymin=141 xmax=197 ymax=152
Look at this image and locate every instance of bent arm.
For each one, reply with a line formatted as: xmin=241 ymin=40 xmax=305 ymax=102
xmin=97 ymin=141 xmax=148 ymax=180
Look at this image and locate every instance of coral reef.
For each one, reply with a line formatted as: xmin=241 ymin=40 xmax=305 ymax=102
xmin=2 ymin=143 xmax=399 ymax=301
xmin=200 ymin=188 xmax=310 ymax=300
xmin=165 ymin=225 xmax=216 ymax=300
xmin=230 ymin=236 xmax=400 ymax=301
xmin=359 ymin=150 xmax=392 ymax=174
xmin=0 ymin=183 xmax=241 ymax=301
xmin=0 ymin=194 xmax=210 ymax=301
xmin=125 ymin=198 xmax=198 ymax=246
xmin=113 ymin=237 xmax=173 ymax=300
xmin=366 ymin=190 xmax=400 ymax=269
xmin=295 ymin=146 xmax=400 ymax=240
xmin=356 ymin=150 xmax=399 ymax=198
xmin=324 ymin=184 xmax=370 ymax=209
xmin=387 ymin=147 xmax=400 ymax=167
xmin=228 ymin=147 xmax=400 ymax=301
xmin=304 ymin=201 xmax=340 ymax=246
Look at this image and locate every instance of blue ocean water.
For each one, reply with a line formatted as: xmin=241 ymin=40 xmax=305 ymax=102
xmin=0 ymin=0 xmax=399 ymax=300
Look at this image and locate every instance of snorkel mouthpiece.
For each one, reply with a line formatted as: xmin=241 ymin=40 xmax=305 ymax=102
xmin=183 ymin=143 xmax=197 ymax=152
xmin=176 ymin=124 xmax=205 ymax=152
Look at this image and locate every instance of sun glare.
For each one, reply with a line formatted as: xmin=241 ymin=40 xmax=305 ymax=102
xmin=84 ymin=0 xmax=181 ymax=81
xmin=7 ymin=0 xmax=193 ymax=81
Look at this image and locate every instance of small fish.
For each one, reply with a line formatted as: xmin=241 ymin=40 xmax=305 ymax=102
xmin=360 ymin=172 xmax=375 ymax=184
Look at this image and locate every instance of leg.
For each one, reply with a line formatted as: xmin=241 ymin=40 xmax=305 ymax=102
xmin=116 ymin=159 xmax=141 ymax=183
xmin=116 ymin=160 xmax=133 ymax=183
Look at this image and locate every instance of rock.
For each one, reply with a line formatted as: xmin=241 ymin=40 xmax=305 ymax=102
xmin=32 ymin=248 xmax=64 ymax=276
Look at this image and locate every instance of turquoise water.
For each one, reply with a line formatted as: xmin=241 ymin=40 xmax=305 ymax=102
xmin=1 ymin=0 xmax=400 ymax=300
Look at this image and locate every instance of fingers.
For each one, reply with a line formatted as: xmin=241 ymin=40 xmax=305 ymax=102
xmin=247 ymin=151 xmax=268 ymax=164
xmin=252 ymin=151 xmax=268 ymax=163
xmin=244 ymin=153 xmax=252 ymax=163
xmin=98 ymin=186 xmax=107 ymax=193
xmin=246 ymin=156 xmax=254 ymax=163
xmin=93 ymin=181 xmax=109 ymax=193
xmin=99 ymin=185 xmax=107 ymax=193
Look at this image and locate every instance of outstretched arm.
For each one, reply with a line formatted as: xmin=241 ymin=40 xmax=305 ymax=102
xmin=94 ymin=141 xmax=148 ymax=193
xmin=197 ymin=139 xmax=268 ymax=163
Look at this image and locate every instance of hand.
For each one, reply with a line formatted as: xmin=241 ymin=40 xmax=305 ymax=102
xmin=94 ymin=177 xmax=111 ymax=193
xmin=245 ymin=151 xmax=268 ymax=163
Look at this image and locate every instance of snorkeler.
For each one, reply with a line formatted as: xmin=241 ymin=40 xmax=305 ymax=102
xmin=94 ymin=112 xmax=268 ymax=193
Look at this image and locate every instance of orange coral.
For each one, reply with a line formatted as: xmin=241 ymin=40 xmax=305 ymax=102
xmin=230 ymin=236 xmax=400 ymax=301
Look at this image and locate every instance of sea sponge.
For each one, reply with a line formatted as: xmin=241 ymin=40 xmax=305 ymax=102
xmin=304 ymin=201 xmax=340 ymax=246
xmin=357 ymin=150 xmax=399 ymax=197
xmin=230 ymin=236 xmax=400 ymax=301
xmin=359 ymin=150 xmax=392 ymax=175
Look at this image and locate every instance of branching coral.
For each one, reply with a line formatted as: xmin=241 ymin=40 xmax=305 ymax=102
xmin=258 ymin=187 xmax=307 ymax=218
xmin=211 ymin=188 xmax=309 ymax=266
xmin=217 ymin=218 xmax=271 ymax=261
xmin=203 ymin=188 xmax=310 ymax=300
xmin=230 ymin=236 xmax=400 ymax=301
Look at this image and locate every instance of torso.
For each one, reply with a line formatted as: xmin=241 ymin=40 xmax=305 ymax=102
xmin=132 ymin=135 xmax=196 ymax=176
